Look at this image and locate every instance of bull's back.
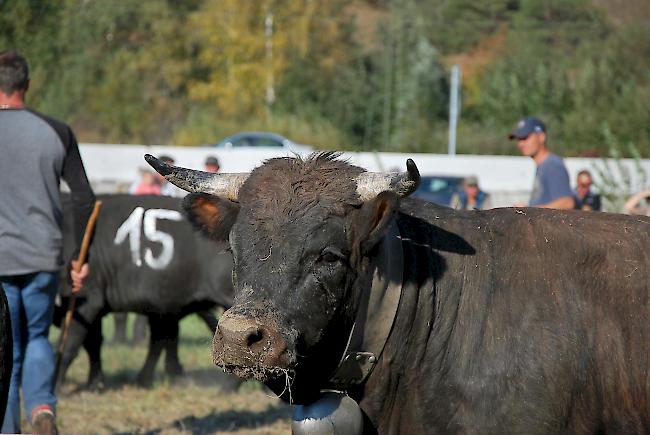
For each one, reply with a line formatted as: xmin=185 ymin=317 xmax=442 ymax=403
xmin=486 ymin=208 xmax=650 ymax=430
xmin=400 ymin=202 xmax=650 ymax=432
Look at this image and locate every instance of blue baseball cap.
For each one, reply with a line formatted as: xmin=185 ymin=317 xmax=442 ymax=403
xmin=509 ymin=117 xmax=546 ymax=140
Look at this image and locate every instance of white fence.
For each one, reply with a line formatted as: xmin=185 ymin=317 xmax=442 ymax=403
xmin=77 ymin=143 xmax=650 ymax=209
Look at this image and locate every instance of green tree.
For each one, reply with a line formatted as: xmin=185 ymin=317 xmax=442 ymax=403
xmin=592 ymin=125 xmax=648 ymax=212
xmin=56 ymin=0 xmax=195 ymax=143
xmin=180 ymin=0 xmax=360 ymax=146
xmin=426 ymin=0 xmax=518 ymax=54
xmin=0 ymin=1 xmax=66 ymax=115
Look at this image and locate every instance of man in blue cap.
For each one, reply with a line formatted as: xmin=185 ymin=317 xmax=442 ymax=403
xmin=510 ymin=117 xmax=575 ymax=209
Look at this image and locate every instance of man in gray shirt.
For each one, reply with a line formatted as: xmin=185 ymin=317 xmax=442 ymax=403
xmin=510 ymin=117 xmax=575 ymax=209
xmin=0 ymin=50 xmax=95 ymax=435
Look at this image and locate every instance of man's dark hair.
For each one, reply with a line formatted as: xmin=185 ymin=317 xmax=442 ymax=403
xmin=158 ymin=154 xmax=175 ymax=164
xmin=0 ymin=50 xmax=29 ymax=94
xmin=577 ymin=169 xmax=592 ymax=179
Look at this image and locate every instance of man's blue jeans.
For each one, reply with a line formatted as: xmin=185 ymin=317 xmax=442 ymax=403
xmin=1 ymin=272 xmax=58 ymax=433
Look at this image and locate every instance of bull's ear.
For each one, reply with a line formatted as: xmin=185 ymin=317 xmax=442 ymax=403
xmin=182 ymin=193 xmax=240 ymax=241
xmin=351 ymin=191 xmax=399 ymax=257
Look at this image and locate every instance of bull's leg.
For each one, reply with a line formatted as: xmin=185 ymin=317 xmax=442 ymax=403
xmin=135 ymin=314 xmax=165 ymax=387
xmin=132 ymin=314 xmax=148 ymax=344
xmin=196 ymin=309 xmax=218 ymax=333
xmin=55 ymin=298 xmax=103 ymax=391
xmin=162 ymin=317 xmax=184 ymax=379
xmin=82 ymin=317 xmax=105 ymax=390
xmin=112 ymin=313 xmax=128 ymax=344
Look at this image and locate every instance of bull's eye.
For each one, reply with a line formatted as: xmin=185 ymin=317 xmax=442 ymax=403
xmin=320 ymin=252 xmax=339 ymax=263
xmin=318 ymin=247 xmax=345 ymax=264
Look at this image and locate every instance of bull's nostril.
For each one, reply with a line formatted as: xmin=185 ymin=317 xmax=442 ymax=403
xmin=246 ymin=327 xmax=264 ymax=347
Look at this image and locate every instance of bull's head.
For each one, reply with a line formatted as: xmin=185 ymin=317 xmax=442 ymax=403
xmin=145 ymin=152 xmax=419 ymax=403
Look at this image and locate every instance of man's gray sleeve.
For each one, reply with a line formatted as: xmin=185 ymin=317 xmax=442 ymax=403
xmin=30 ymin=110 xmax=95 ymax=245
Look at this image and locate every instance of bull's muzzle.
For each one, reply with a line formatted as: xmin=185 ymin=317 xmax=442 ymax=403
xmin=213 ymin=311 xmax=293 ymax=380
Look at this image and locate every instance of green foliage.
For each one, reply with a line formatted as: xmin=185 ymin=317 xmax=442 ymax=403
xmin=517 ymin=0 xmax=597 ymax=22
xmin=1 ymin=0 xmax=648 ymax=155
xmin=0 ymin=0 xmax=66 ymax=114
xmin=378 ymin=0 xmax=448 ymax=151
xmin=56 ymin=0 xmax=196 ymax=143
xmin=591 ymin=124 xmax=648 ymax=212
xmin=466 ymin=3 xmax=650 ymax=157
xmin=426 ymin=0 xmax=518 ymax=54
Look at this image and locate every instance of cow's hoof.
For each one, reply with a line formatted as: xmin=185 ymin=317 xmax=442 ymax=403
xmin=136 ymin=372 xmax=154 ymax=388
xmin=54 ymin=378 xmax=66 ymax=393
xmin=85 ymin=376 xmax=105 ymax=392
xmin=165 ymin=364 xmax=184 ymax=378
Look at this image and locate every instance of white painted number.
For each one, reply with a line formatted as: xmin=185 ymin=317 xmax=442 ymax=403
xmin=113 ymin=207 xmax=183 ymax=269
xmin=114 ymin=207 xmax=145 ymax=267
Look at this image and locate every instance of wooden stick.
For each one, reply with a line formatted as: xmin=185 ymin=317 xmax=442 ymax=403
xmin=54 ymin=200 xmax=103 ymax=384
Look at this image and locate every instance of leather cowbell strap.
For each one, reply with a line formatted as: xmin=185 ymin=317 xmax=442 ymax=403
xmin=326 ymin=220 xmax=404 ymax=389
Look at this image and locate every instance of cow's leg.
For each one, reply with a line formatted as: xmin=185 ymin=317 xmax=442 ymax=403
xmin=55 ymin=297 xmax=103 ymax=390
xmin=82 ymin=316 xmax=104 ymax=390
xmin=162 ymin=317 xmax=184 ymax=379
xmin=112 ymin=313 xmax=128 ymax=344
xmin=196 ymin=309 xmax=218 ymax=333
xmin=135 ymin=314 xmax=165 ymax=387
xmin=132 ymin=314 xmax=148 ymax=344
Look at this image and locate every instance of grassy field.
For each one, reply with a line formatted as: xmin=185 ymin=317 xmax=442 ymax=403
xmin=48 ymin=314 xmax=292 ymax=434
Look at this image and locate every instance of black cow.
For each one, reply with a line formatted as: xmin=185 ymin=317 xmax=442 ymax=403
xmin=147 ymin=152 xmax=650 ymax=434
xmin=57 ymin=194 xmax=235 ymax=388
xmin=0 ymin=285 xmax=11 ymax=424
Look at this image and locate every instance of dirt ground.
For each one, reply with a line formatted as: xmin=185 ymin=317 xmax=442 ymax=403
xmin=47 ymin=314 xmax=292 ymax=435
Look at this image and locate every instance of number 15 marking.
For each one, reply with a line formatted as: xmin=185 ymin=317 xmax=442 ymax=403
xmin=113 ymin=207 xmax=183 ymax=270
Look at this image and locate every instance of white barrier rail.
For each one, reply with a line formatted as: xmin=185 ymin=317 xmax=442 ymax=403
xmin=78 ymin=143 xmax=650 ymax=209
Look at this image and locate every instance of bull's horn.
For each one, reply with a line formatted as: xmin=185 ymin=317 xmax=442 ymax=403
xmin=355 ymin=159 xmax=421 ymax=200
xmin=144 ymin=154 xmax=247 ymax=201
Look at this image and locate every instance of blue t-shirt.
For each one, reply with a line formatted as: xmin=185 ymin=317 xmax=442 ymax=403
xmin=529 ymin=153 xmax=572 ymax=206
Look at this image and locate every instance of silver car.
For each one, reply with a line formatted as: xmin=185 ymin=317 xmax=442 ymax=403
xmin=209 ymin=131 xmax=312 ymax=153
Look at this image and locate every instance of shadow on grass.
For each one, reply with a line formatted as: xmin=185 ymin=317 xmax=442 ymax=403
xmin=104 ymin=335 xmax=214 ymax=347
xmin=58 ymin=368 xmax=140 ymax=395
xmin=171 ymin=368 xmax=246 ymax=392
xmin=60 ymin=368 xmax=247 ymax=395
xmin=122 ymin=404 xmax=292 ymax=435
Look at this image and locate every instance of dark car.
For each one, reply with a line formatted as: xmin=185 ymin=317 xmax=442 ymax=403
xmin=412 ymin=175 xmax=464 ymax=206
xmin=208 ymin=131 xmax=312 ymax=153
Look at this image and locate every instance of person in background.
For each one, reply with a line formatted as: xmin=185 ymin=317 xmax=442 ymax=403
xmin=129 ymin=168 xmax=162 ymax=195
xmin=204 ymin=155 xmax=220 ymax=173
xmin=451 ymin=175 xmax=491 ymax=210
xmin=573 ymin=169 xmax=601 ymax=211
xmin=623 ymin=188 xmax=650 ymax=216
xmin=157 ymin=155 xmax=186 ymax=197
xmin=124 ymin=156 xmax=180 ymax=344
xmin=510 ymin=116 xmax=575 ymax=209
xmin=0 ymin=50 xmax=94 ymax=435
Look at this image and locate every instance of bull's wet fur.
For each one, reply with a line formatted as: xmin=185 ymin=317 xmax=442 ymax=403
xmin=169 ymin=152 xmax=649 ymax=434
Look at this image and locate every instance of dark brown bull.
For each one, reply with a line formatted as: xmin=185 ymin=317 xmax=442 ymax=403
xmin=146 ymin=152 xmax=650 ymax=434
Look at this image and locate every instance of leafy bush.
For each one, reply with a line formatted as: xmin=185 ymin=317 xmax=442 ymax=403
xmin=591 ymin=125 xmax=648 ymax=212
xmin=2 ymin=0 xmax=648 ymax=155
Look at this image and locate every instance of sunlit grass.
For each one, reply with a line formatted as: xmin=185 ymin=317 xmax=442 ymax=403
xmin=46 ymin=313 xmax=290 ymax=434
